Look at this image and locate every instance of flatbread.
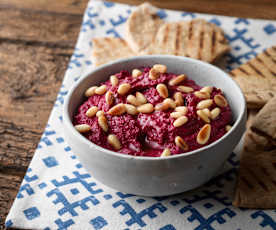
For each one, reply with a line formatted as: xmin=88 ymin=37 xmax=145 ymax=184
xmin=243 ymin=110 xmax=273 ymax=152
xmin=92 ymin=37 xmax=137 ymax=66
xmin=233 ymin=108 xmax=276 ymax=208
xmin=234 ymin=75 xmax=276 ymax=109
xmin=246 ymin=109 xmax=258 ymax=128
xmin=251 ymin=96 xmax=276 ymax=143
xmin=233 ymin=148 xmax=276 ymax=208
xmin=230 ymin=46 xmax=276 ymax=109
xmin=141 ymin=19 xmax=230 ymax=63
xmin=125 ymin=2 xmax=164 ymax=53
xmin=243 ymin=109 xmax=274 ymax=156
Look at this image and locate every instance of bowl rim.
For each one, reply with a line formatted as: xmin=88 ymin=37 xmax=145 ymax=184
xmin=63 ymin=55 xmax=246 ymax=161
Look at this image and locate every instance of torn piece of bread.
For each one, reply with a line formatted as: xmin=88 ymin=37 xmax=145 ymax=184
xmin=230 ymin=46 xmax=276 ymax=109
xmin=142 ymin=19 xmax=230 ymax=63
xmin=251 ymin=96 xmax=276 ymax=143
xmin=125 ymin=2 xmax=164 ymax=53
xmin=92 ymin=37 xmax=137 ymax=67
xmin=233 ymin=105 xmax=276 ymax=208
xmin=233 ymin=148 xmax=276 ymax=209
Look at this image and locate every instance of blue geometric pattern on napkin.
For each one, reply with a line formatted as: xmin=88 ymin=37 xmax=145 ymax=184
xmin=5 ymin=1 xmax=276 ymax=229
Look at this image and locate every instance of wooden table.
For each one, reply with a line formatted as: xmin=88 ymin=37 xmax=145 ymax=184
xmin=0 ymin=0 xmax=275 ymax=229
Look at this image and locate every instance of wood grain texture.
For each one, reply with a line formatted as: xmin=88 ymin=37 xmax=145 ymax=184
xmin=0 ymin=43 xmax=71 ymax=170
xmin=112 ymin=0 xmax=276 ymax=20
xmin=0 ymin=0 xmax=88 ymax=15
xmin=0 ymin=173 xmax=22 ymax=230
xmin=0 ymin=7 xmax=81 ymax=47
xmin=0 ymin=0 xmax=275 ymax=229
xmin=0 ymin=2 xmax=81 ymax=229
xmin=2 ymin=0 xmax=276 ymax=19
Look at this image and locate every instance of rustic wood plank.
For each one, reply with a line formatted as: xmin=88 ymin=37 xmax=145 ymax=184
xmin=0 ymin=172 xmax=22 ymax=230
xmin=0 ymin=0 xmax=275 ymax=229
xmin=112 ymin=0 xmax=276 ymax=20
xmin=0 ymin=43 xmax=71 ymax=173
xmin=3 ymin=0 xmax=276 ymax=19
xmin=0 ymin=43 xmax=71 ymax=230
xmin=0 ymin=6 xmax=82 ymax=47
xmin=0 ymin=2 xmax=84 ymax=229
xmin=0 ymin=0 xmax=88 ymax=15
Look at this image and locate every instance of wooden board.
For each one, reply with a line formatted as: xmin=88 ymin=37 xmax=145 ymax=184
xmin=113 ymin=0 xmax=276 ymax=20
xmin=0 ymin=173 xmax=22 ymax=230
xmin=1 ymin=0 xmax=276 ymax=19
xmin=0 ymin=0 xmax=276 ymax=229
xmin=0 ymin=2 xmax=82 ymax=229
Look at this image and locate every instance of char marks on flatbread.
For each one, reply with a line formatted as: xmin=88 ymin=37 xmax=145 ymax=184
xmin=141 ymin=19 xmax=230 ymax=63
xmin=92 ymin=37 xmax=136 ymax=66
xmin=251 ymin=96 xmax=276 ymax=142
xmin=233 ymin=106 xmax=276 ymax=208
xmin=230 ymin=46 xmax=276 ymax=109
xmin=233 ymin=148 xmax=276 ymax=208
xmin=243 ymin=109 xmax=275 ymax=153
xmin=125 ymin=2 xmax=164 ymax=53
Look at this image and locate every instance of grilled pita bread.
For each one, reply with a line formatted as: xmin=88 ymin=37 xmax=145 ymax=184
xmin=243 ymin=109 xmax=274 ymax=155
xmin=92 ymin=37 xmax=137 ymax=67
xmin=233 ymin=108 xmax=276 ymax=208
xmin=251 ymin=96 xmax=276 ymax=143
xmin=141 ymin=19 xmax=230 ymax=63
xmin=230 ymin=46 xmax=276 ymax=109
xmin=233 ymin=148 xmax=276 ymax=208
xmin=125 ymin=2 xmax=164 ymax=53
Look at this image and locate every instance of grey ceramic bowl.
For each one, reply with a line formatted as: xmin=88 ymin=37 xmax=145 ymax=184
xmin=63 ymin=55 xmax=246 ymax=196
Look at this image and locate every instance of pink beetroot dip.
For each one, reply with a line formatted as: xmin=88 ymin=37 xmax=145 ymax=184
xmin=74 ymin=66 xmax=232 ymax=157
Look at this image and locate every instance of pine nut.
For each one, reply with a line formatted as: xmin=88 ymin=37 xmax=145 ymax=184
xmin=107 ymin=134 xmax=121 ymax=150
xmin=153 ymin=64 xmax=167 ymax=73
xmin=177 ymin=86 xmax=194 ymax=93
xmin=197 ymin=110 xmax=210 ymax=123
xmin=127 ymin=95 xmax=140 ymax=106
xmin=156 ymin=83 xmax=169 ymax=98
xmin=194 ymin=91 xmax=210 ymax=99
xmin=214 ymin=94 xmax=228 ymax=107
xmin=169 ymin=74 xmax=186 ymax=86
xmin=96 ymin=110 xmax=104 ymax=117
xmin=108 ymin=103 xmax=126 ymax=115
xmin=155 ymin=102 xmax=170 ymax=111
xmin=200 ymin=86 xmax=213 ymax=94
xmin=95 ymin=85 xmax=107 ymax=95
xmin=137 ymin=103 xmax=154 ymax=113
xmin=225 ymin=125 xmax=232 ymax=132
xmin=149 ymin=68 xmax=160 ymax=80
xmin=105 ymin=91 xmax=114 ymax=106
xmin=202 ymin=108 xmax=211 ymax=117
xmin=86 ymin=106 xmax=98 ymax=117
xmin=196 ymin=99 xmax=213 ymax=110
xmin=161 ymin=148 xmax=171 ymax=157
xmin=210 ymin=107 xmax=221 ymax=120
xmin=75 ymin=124 xmax=91 ymax=133
xmin=118 ymin=83 xmax=131 ymax=95
xmin=132 ymin=69 xmax=142 ymax=78
xmin=197 ymin=124 xmax=211 ymax=145
xmin=125 ymin=104 xmax=138 ymax=115
xmin=85 ymin=86 xmax=97 ymax=97
xmin=170 ymin=111 xmax=185 ymax=118
xmin=163 ymin=98 xmax=176 ymax=109
xmin=173 ymin=116 xmax=188 ymax=127
xmin=110 ymin=75 xmax=119 ymax=86
xmin=175 ymin=106 xmax=188 ymax=115
xmin=136 ymin=92 xmax=147 ymax=104
xmin=98 ymin=115 xmax=108 ymax=132
xmin=175 ymin=136 xmax=188 ymax=151
xmin=174 ymin=92 xmax=184 ymax=106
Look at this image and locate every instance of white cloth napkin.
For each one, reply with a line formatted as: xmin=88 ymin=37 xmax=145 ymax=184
xmin=5 ymin=1 xmax=276 ymax=229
